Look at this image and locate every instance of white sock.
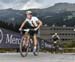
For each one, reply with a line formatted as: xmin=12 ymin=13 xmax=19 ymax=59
xmin=34 ymin=47 xmax=36 ymax=49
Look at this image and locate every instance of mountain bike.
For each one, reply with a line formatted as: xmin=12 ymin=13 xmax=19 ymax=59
xmin=19 ymin=29 xmax=39 ymax=57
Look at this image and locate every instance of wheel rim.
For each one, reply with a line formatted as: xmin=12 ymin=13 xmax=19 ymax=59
xmin=20 ymin=38 xmax=29 ymax=57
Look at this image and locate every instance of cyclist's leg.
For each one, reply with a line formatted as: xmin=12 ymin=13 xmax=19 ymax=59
xmin=23 ymin=32 xmax=30 ymax=47
xmin=33 ymin=34 xmax=38 ymax=52
xmin=21 ymin=34 xmax=26 ymax=46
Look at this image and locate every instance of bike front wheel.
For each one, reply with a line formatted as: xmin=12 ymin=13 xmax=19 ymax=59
xmin=20 ymin=37 xmax=29 ymax=57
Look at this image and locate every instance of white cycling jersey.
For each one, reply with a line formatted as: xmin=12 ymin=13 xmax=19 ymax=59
xmin=25 ymin=16 xmax=39 ymax=27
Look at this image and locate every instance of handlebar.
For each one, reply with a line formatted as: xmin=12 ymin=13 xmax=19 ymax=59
xmin=19 ymin=29 xmax=35 ymax=32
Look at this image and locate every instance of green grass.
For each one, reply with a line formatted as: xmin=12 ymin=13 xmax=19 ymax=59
xmin=0 ymin=48 xmax=17 ymax=53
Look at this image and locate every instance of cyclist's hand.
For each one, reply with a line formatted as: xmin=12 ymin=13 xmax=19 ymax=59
xmin=19 ymin=28 xmax=22 ymax=31
xmin=34 ymin=27 xmax=38 ymax=31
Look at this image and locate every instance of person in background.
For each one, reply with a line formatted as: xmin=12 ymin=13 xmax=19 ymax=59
xmin=52 ymin=33 xmax=60 ymax=43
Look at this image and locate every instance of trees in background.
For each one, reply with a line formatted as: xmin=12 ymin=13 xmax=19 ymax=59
xmin=0 ymin=20 xmax=20 ymax=32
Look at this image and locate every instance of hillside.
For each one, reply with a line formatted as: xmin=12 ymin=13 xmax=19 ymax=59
xmin=0 ymin=3 xmax=75 ymax=27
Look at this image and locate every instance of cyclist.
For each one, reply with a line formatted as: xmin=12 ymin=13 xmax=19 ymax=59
xmin=51 ymin=33 xmax=60 ymax=51
xmin=19 ymin=10 xmax=42 ymax=55
xmin=52 ymin=33 xmax=60 ymax=43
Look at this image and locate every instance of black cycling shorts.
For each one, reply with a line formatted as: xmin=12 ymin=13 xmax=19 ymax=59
xmin=29 ymin=27 xmax=38 ymax=36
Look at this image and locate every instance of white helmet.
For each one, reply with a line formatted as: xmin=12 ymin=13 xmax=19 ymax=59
xmin=55 ymin=33 xmax=57 ymax=35
xmin=26 ymin=11 xmax=32 ymax=14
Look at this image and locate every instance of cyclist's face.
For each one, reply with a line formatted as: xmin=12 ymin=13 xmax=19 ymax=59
xmin=27 ymin=14 xmax=32 ymax=19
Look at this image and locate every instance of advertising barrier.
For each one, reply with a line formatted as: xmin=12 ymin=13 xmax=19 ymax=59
xmin=0 ymin=28 xmax=48 ymax=49
xmin=0 ymin=28 xmax=21 ymax=48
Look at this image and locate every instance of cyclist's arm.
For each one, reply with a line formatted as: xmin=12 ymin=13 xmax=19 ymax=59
xmin=52 ymin=35 xmax=55 ymax=38
xmin=19 ymin=21 xmax=26 ymax=30
xmin=36 ymin=20 xmax=42 ymax=29
xmin=51 ymin=35 xmax=55 ymax=41
xmin=57 ymin=35 xmax=60 ymax=40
